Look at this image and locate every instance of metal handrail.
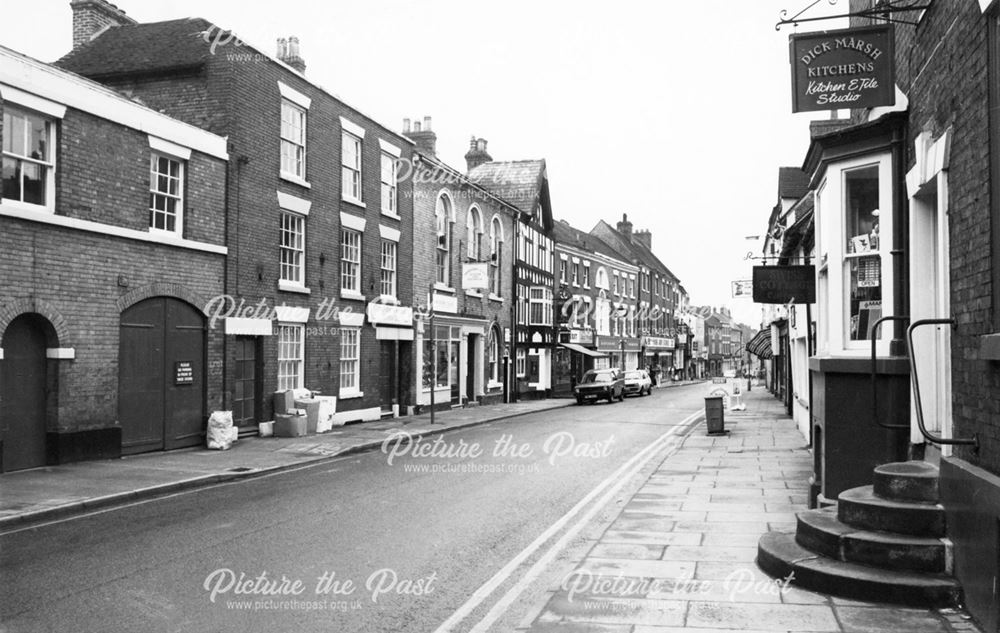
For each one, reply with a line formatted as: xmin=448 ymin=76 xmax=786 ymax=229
xmin=906 ymin=318 xmax=979 ymax=450
xmin=870 ymin=316 xmax=910 ymax=430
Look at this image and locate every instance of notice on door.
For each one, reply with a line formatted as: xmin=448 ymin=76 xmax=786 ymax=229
xmin=175 ymin=361 xmax=194 ymax=385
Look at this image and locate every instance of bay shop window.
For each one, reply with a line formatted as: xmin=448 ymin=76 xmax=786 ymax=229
xmin=814 ymin=153 xmax=895 ymax=355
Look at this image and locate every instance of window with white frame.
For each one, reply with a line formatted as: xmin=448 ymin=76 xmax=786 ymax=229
xmin=612 ymin=272 xmax=620 ymax=296
xmin=380 ymin=152 xmax=396 ymax=214
xmin=339 ymin=327 xmax=361 ymax=394
xmin=844 ymin=164 xmax=883 ymax=344
xmin=380 ymin=239 xmax=397 ymax=298
xmin=597 ymin=291 xmax=610 ymax=335
xmin=516 ymin=348 xmax=526 ymax=377
xmin=149 ymin=153 xmax=183 ymax=233
xmin=341 ymin=131 xmax=362 ymax=202
xmin=341 ymin=228 xmax=361 ymax=294
xmin=571 ymin=262 xmax=579 ymax=286
xmin=559 ymin=258 xmax=568 ymax=284
xmin=488 ymin=327 xmax=500 ymax=383
xmin=277 ymin=323 xmax=304 ymax=390
xmin=529 ymin=287 xmax=552 ymax=326
xmin=467 ymin=206 xmax=483 ymax=260
xmin=2 ymin=106 xmax=55 ymax=207
xmin=583 ymin=263 xmax=590 ymax=288
xmin=280 ymin=100 xmax=306 ymax=179
xmin=436 ymin=194 xmax=452 ymax=285
xmin=490 ymin=217 xmax=502 ymax=295
xmin=279 ymin=212 xmax=305 ymax=285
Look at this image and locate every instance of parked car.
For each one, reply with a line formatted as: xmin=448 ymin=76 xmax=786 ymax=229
xmin=623 ymin=369 xmax=652 ymax=397
xmin=574 ymin=369 xmax=625 ymax=404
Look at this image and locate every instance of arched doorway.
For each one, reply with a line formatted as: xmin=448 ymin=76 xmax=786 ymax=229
xmin=1 ymin=314 xmax=54 ymax=471
xmin=119 ymin=297 xmax=206 ymax=454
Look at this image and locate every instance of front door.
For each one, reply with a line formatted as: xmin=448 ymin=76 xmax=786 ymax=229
xmin=119 ymin=298 xmax=206 ymax=454
xmin=379 ymin=341 xmax=396 ymax=412
xmin=1 ymin=314 xmax=49 ymax=471
xmin=465 ymin=334 xmax=477 ymax=404
xmin=450 ymin=341 xmax=460 ymax=405
xmin=233 ymin=336 xmax=261 ymax=427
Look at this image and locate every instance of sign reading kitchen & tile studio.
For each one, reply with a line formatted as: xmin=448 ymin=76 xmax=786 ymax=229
xmin=789 ymin=25 xmax=894 ymax=113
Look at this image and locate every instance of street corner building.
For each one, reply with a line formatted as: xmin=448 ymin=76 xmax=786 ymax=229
xmin=53 ymin=1 xmax=418 ymax=431
xmin=0 ymin=44 xmax=229 ymax=469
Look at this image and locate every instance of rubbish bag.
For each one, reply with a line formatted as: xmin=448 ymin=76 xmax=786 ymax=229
xmin=207 ymin=410 xmax=235 ymax=450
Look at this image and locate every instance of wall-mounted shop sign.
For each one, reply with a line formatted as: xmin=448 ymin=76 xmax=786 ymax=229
xmin=789 ymin=25 xmax=894 ymax=113
xmin=753 ymin=265 xmax=816 ymax=304
xmin=175 ymin=361 xmax=194 ymax=385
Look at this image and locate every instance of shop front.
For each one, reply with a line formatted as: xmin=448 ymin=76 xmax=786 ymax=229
xmin=555 ymin=329 xmax=607 ymax=393
xmin=596 ymin=336 xmax=641 ymax=372
xmin=642 ymin=335 xmax=675 ymax=384
xmin=366 ymin=302 xmax=414 ymax=417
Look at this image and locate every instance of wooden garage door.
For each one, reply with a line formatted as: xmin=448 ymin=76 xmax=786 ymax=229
xmin=119 ymin=298 xmax=206 ymax=454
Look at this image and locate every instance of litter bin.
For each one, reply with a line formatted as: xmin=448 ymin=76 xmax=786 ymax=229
xmin=705 ymin=395 xmax=725 ymax=435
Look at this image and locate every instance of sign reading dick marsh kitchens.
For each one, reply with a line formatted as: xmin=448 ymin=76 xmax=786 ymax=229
xmin=789 ymin=25 xmax=894 ymax=113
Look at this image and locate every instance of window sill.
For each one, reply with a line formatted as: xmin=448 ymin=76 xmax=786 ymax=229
xmin=488 ymin=294 xmax=504 ymax=303
xmin=464 ymin=290 xmax=484 ymax=298
xmin=434 ymin=283 xmax=456 ymax=294
xmin=149 ymin=226 xmax=183 ymax=239
xmin=338 ymin=390 xmax=364 ymax=400
xmin=280 ymin=172 xmax=312 ymax=189
xmin=278 ymin=280 xmax=311 ymax=294
xmin=342 ymin=196 xmax=366 ymax=209
xmin=1 ymin=199 xmax=55 ymax=214
xmin=381 ymin=211 xmax=402 ymax=221
xmin=375 ymin=295 xmax=399 ymax=305
xmin=340 ymin=291 xmax=366 ymax=302
xmin=980 ymin=333 xmax=1000 ymax=360
xmin=487 ymin=380 xmax=503 ymax=390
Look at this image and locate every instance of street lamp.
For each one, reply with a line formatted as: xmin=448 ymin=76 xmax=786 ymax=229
xmin=614 ymin=304 xmax=628 ymax=371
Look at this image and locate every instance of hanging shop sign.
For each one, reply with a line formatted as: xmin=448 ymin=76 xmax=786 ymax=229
xmin=753 ymin=265 xmax=816 ymax=304
xmin=789 ymin=25 xmax=894 ymax=113
xmin=731 ymin=279 xmax=753 ymax=298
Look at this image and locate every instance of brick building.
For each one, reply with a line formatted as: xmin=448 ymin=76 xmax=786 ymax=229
xmin=57 ymin=1 xmax=416 ymax=428
xmin=591 ymin=214 xmax=684 ymax=379
xmin=551 ymin=219 xmax=639 ymax=396
xmin=0 ymin=44 xmax=228 ymax=469
xmin=468 ymin=158 xmax=555 ymax=400
xmin=403 ymin=125 xmax=517 ymax=408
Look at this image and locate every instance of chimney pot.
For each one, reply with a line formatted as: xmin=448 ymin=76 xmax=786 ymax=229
xmin=277 ymin=35 xmax=306 ymax=73
xmin=403 ymin=115 xmax=437 ymax=155
xmin=413 ymin=120 xmax=422 ymax=132
xmin=403 ymin=118 xmax=411 ymax=133
xmin=423 ymin=116 xmax=432 ymax=131
xmin=464 ymin=136 xmax=493 ymax=172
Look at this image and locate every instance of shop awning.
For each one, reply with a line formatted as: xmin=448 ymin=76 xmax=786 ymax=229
xmin=746 ymin=329 xmax=773 ymax=360
xmin=560 ymin=342 xmax=608 ymax=358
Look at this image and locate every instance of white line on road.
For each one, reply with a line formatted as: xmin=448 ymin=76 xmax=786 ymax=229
xmin=433 ymin=408 xmax=704 ymax=633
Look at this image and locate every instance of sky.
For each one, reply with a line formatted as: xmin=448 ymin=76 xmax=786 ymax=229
xmin=2 ymin=0 xmax=847 ymax=328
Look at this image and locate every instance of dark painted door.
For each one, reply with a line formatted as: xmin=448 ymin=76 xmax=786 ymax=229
xmin=119 ymin=298 xmax=205 ymax=454
xmin=232 ymin=337 xmax=260 ymax=426
xmin=1 ymin=315 xmax=48 ymax=471
xmin=379 ymin=341 xmax=395 ymax=411
xmin=465 ymin=335 xmax=476 ymax=404
xmin=450 ymin=341 xmax=460 ymax=404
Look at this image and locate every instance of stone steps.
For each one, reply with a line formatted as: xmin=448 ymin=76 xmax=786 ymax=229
xmin=759 ymin=531 xmax=961 ymax=607
xmin=757 ymin=461 xmax=962 ymax=607
xmin=796 ymin=508 xmax=949 ymax=573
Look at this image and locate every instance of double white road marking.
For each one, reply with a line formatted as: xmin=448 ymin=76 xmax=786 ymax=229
xmin=435 ymin=408 xmax=704 ymax=633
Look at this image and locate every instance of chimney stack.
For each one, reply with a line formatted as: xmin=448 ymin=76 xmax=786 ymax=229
xmin=616 ymin=213 xmax=633 ymax=236
xmin=277 ymin=35 xmax=306 ymax=73
xmin=403 ymin=115 xmax=436 ymax=156
xmin=70 ymin=0 xmax=136 ymax=50
xmin=464 ymin=136 xmax=493 ymax=172
xmin=632 ymin=228 xmax=652 ymax=250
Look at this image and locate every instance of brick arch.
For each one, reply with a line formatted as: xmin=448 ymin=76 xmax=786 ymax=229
xmin=0 ymin=298 xmax=71 ymax=348
xmin=116 ymin=282 xmax=210 ymax=315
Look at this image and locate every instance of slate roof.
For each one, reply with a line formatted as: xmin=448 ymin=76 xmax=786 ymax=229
xmin=467 ymin=160 xmax=547 ymax=217
xmin=56 ymin=18 xmax=216 ymax=77
xmin=590 ymin=220 xmax=680 ymax=284
xmin=777 ymin=166 xmax=810 ymax=201
xmin=552 ymin=220 xmax=622 ymax=263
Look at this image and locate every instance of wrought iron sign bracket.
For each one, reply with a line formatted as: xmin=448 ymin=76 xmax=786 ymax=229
xmin=776 ymin=0 xmax=933 ymax=31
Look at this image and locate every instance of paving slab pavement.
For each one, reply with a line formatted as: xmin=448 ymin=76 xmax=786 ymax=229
xmin=520 ymin=387 xmax=984 ymax=633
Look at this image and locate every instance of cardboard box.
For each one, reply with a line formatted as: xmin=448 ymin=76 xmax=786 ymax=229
xmin=273 ymin=390 xmax=296 ymax=415
xmin=315 ymin=396 xmax=337 ymax=433
xmin=293 ymin=398 xmax=321 ymax=434
xmin=274 ymin=413 xmax=307 ymax=437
